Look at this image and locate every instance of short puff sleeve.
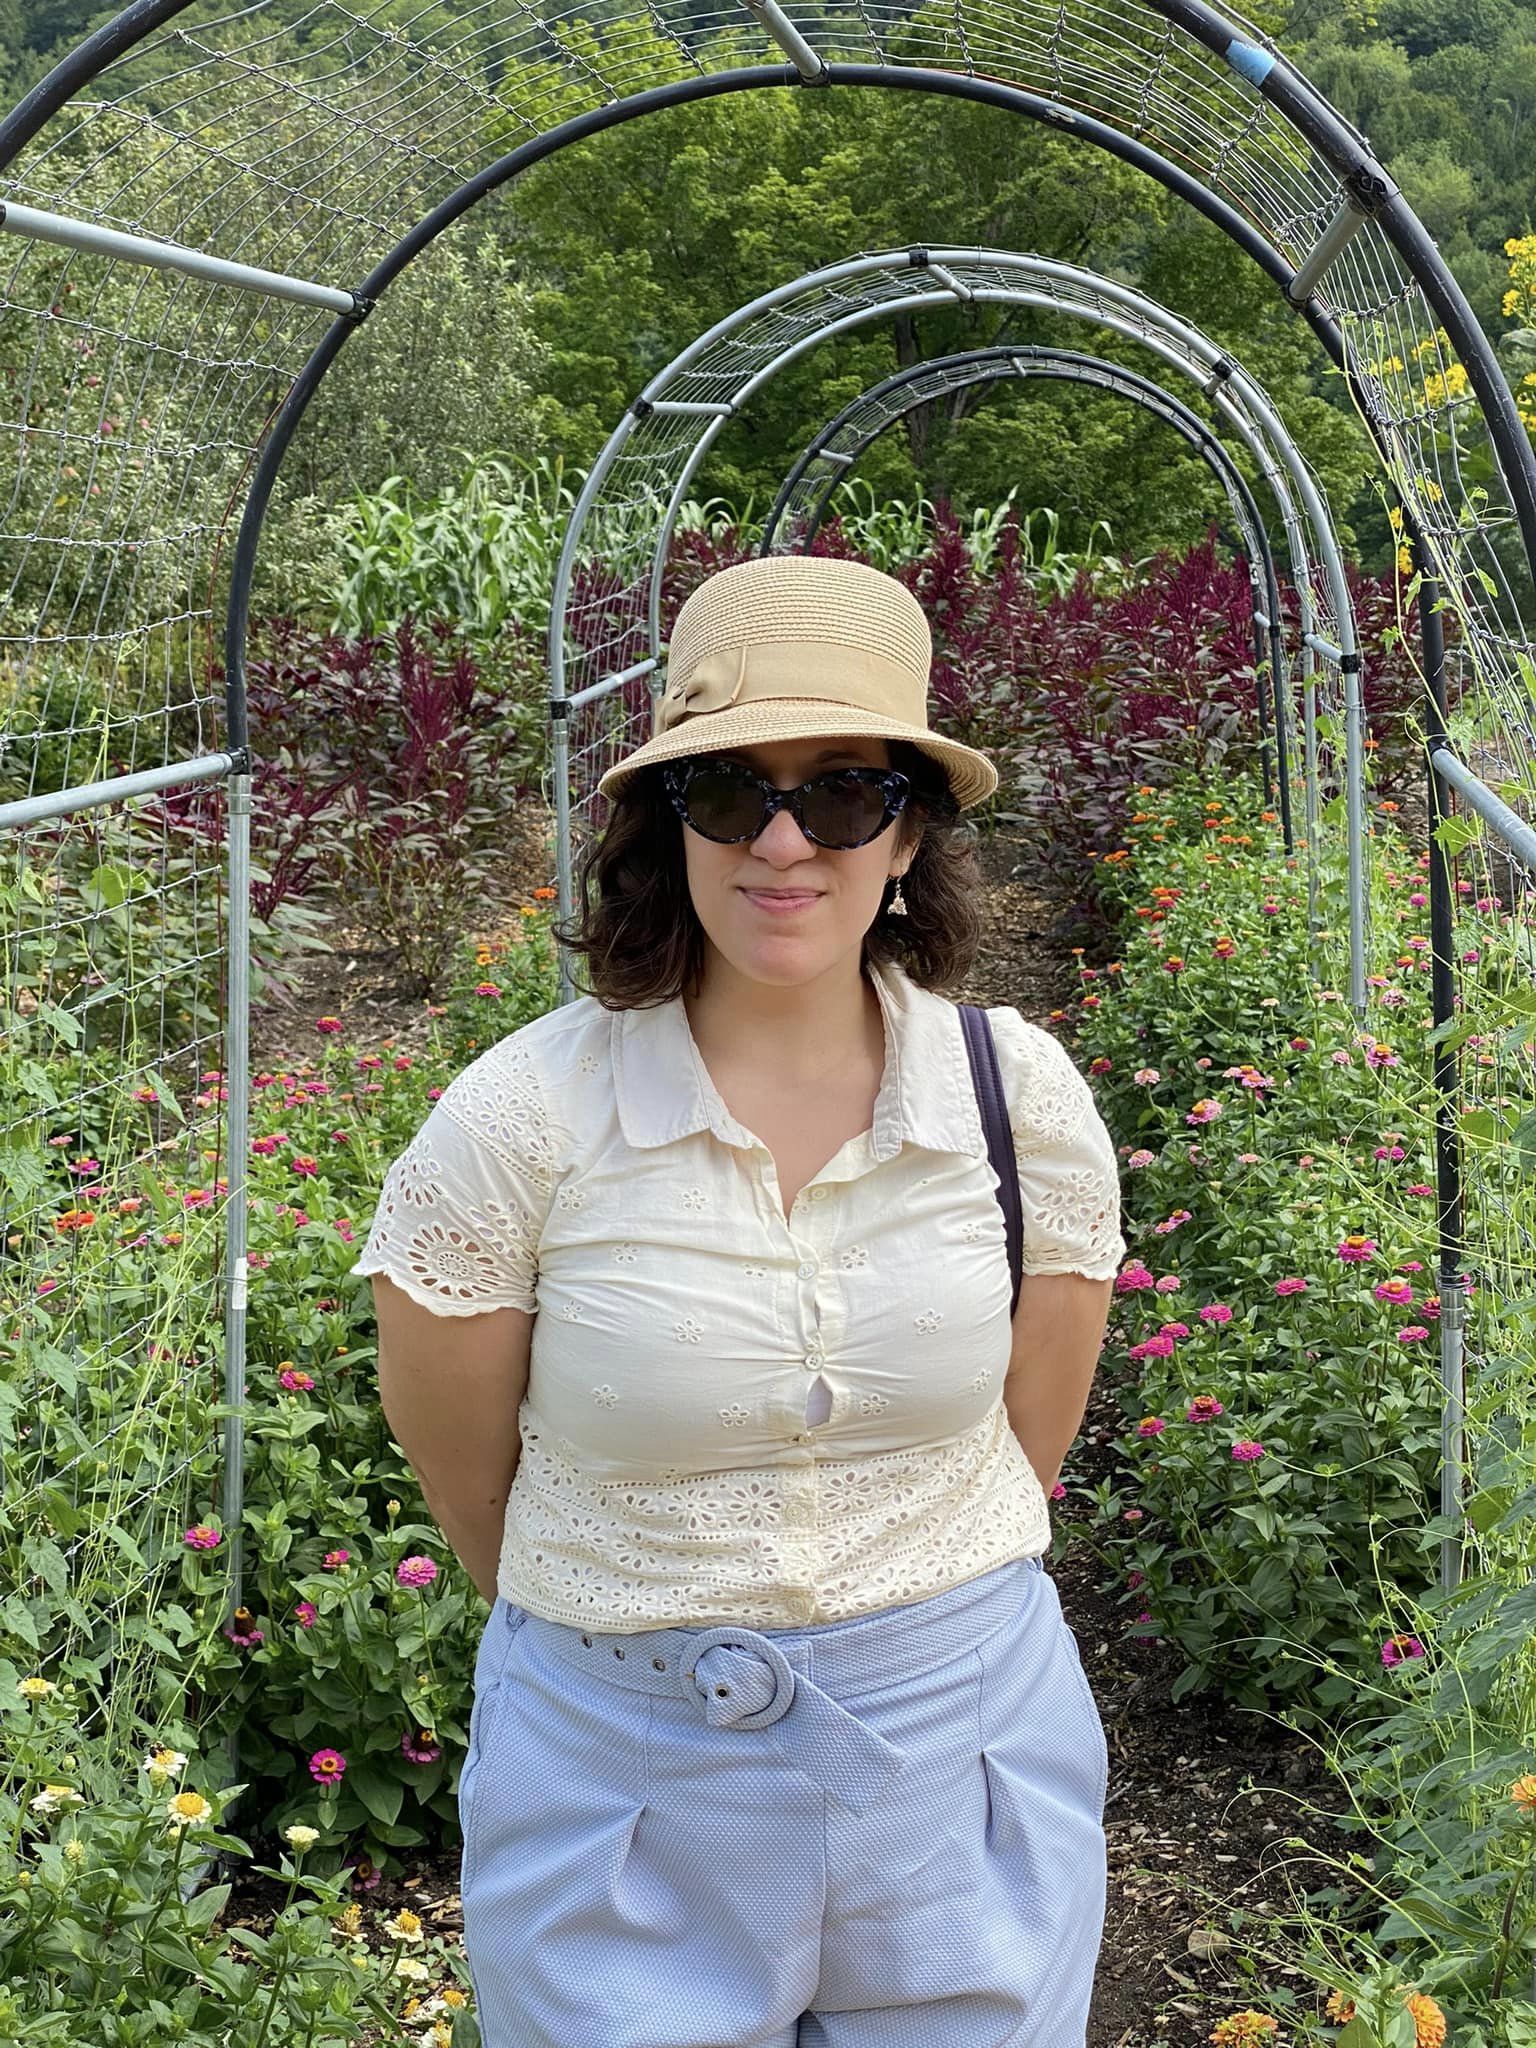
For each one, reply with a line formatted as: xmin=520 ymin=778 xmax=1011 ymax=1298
xmin=348 ymin=1031 xmax=558 ymax=1316
xmin=987 ymin=1006 xmax=1127 ymax=1283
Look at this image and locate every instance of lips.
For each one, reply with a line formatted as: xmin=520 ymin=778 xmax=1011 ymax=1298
xmin=741 ymin=888 xmax=822 ymax=913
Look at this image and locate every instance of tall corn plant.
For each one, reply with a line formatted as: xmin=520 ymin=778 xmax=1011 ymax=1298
xmin=329 ymin=453 xmax=575 ymax=645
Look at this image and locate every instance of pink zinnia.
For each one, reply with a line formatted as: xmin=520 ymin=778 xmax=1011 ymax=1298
xmin=1381 ymin=1634 xmax=1425 ymax=1668
xmin=1199 ymin=1303 xmax=1233 ymax=1325
xmin=1127 ymin=1149 xmax=1156 ymax=1169
xmin=1186 ymin=1099 xmax=1223 ymax=1125
xmin=1152 ymin=1209 xmax=1192 ymax=1236
xmin=1337 ymin=1236 xmax=1377 ymax=1263
xmin=1230 ymin=1440 xmax=1266 ymax=1462
xmin=402 ymin=1727 xmax=442 ymax=1765
xmin=279 ymin=1367 xmax=315 ymax=1392
xmin=1050 ymin=1482 xmax=1066 ymax=1501
xmin=1187 ymin=1395 xmax=1225 ymax=1422
xmin=251 ymin=1136 xmax=279 ymax=1156
xmin=309 ymin=1747 xmax=347 ymax=1785
xmin=225 ymin=1617 xmax=265 ymax=1649
xmin=474 ymin=983 xmax=503 ymax=999
xmin=396 ymin=1555 xmax=439 ymax=1590
xmin=295 ymin=1600 xmax=318 ymax=1628
xmin=1115 ymin=1263 xmax=1156 ymax=1293
xmin=322 ymin=1549 xmax=351 ymax=1571
xmin=184 ymin=1524 xmax=222 ymax=1549
xmin=1133 ymin=1068 xmax=1160 ymax=1086
xmin=1128 ymin=1332 xmax=1176 ymax=1361
xmin=1154 ymin=1275 xmax=1182 ymax=1294
xmin=1122 ymin=1508 xmax=1144 ymax=1522
xmin=133 ymin=1086 xmax=159 ymax=1105
xmin=291 ymin=1156 xmax=319 ymax=1178
xmin=1274 ymin=1277 xmax=1307 ymax=1296
xmin=1136 ymin=1417 xmax=1166 ymax=1438
xmin=1374 ymin=1278 xmax=1414 ymax=1306
xmin=1397 ymin=1325 xmax=1430 ymax=1343
xmin=1158 ymin=1321 xmax=1190 ymax=1339
xmin=316 ymin=1016 xmax=343 ymax=1035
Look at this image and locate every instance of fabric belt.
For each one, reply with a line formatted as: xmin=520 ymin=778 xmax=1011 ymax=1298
xmin=518 ymin=1557 xmax=1045 ymax=1817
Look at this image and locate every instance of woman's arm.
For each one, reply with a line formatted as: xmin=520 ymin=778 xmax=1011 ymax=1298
xmin=1002 ymin=1272 xmax=1114 ymax=1495
xmin=372 ymin=1274 xmax=534 ymax=1606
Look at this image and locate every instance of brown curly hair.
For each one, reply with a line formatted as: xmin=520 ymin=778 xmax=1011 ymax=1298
xmin=557 ymin=740 xmax=983 ymax=1008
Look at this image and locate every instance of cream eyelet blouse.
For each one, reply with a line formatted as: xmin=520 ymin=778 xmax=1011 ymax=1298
xmin=351 ymin=956 xmax=1127 ymax=1632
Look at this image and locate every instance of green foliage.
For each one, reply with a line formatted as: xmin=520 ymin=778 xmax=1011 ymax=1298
xmin=1 ymin=1701 xmax=478 ymax=2043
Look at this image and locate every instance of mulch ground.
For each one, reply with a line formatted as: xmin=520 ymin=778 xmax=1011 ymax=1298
xmin=229 ymin=806 xmax=1362 ymax=2045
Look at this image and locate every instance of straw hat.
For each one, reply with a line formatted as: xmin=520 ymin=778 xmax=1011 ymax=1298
xmin=594 ymin=554 xmax=999 ymax=810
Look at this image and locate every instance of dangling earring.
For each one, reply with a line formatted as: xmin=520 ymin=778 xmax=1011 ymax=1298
xmin=889 ymin=874 xmax=908 ymax=917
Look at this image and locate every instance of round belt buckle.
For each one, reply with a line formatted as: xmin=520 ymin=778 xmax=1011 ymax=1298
xmin=680 ymin=1627 xmax=796 ymax=1729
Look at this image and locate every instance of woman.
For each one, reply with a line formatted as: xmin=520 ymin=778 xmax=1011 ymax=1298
xmin=353 ymin=552 xmax=1127 ymax=2047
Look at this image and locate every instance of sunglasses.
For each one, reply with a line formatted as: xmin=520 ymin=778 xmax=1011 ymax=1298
xmin=661 ymin=758 xmax=912 ymax=849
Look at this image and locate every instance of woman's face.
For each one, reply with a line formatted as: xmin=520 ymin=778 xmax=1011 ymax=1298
xmin=676 ymin=735 xmax=913 ymax=991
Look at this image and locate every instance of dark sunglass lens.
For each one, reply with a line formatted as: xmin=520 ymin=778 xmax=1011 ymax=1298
xmin=801 ymin=772 xmax=888 ymax=845
xmin=683 ymin=765 xmax=765 ymax=840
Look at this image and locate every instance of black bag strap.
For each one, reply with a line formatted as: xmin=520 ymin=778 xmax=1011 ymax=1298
xmin=957 ymin=1002 xmax=1023 ymax=1319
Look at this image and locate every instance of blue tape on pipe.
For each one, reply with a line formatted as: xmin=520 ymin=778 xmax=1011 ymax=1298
xmin=1225 ymin=39 xmax=1276 ymax=87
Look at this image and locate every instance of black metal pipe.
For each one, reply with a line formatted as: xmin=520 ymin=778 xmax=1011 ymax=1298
xmin=1413 ymin=527 xmax=1466 ymax=1585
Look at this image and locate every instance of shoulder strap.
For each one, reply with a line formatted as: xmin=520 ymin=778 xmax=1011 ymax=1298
xmin=957 ymin=1003 xmax=1023 ymax=1319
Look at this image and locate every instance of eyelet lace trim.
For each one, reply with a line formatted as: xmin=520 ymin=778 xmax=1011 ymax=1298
xmin=497 ymin=1406 xmax=1050 ymax=1629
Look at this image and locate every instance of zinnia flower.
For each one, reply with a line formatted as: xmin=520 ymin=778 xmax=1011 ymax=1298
xmin=183 ymin=1524 xmax=222 ymax=1550
xmin=1187 ymin=1395 xmax=1225 ymax=1422
xmin=1230 ymin=1440 xmax=1265 ymax=1462
xmin=1382 ymin=1633 xmax=1426 ymax=1667
xmin=396 ymin=1555 xmax=439 ymax=1590
xmin=309 ymin=1747 xmax=348 ymax=1786
xmin=1136 ymin=1417 xmax=1166 ymax=1438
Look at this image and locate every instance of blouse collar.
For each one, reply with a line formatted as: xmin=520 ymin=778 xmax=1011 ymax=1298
xmin=610 ymin=956 xmax=985 ymax=1163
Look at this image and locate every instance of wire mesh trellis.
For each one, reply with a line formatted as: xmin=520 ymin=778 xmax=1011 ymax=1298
xmin=1 ymin=0 xmax=1534 ymax=1822
xmin=545 ymin=247 xmax=1365 ymax=1012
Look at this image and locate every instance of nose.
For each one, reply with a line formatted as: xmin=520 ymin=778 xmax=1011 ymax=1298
xmin=750 ymin=802 xmax=818 ymax=866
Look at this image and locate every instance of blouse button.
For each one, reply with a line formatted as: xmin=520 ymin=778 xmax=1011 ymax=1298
xmin=802 ymin=1353 xmax=823 ymax=1371
xmin=810 ymin=1187 xmax=828 ymax=1202
xmin=797 ymin=1261 xmax=817 ymax=1280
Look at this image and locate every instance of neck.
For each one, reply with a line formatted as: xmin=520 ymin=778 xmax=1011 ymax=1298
xmin=684 ymin=950 xmax=883 ymax=1084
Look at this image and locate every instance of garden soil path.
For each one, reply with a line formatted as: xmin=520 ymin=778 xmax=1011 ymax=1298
xmin=233 ymin=805 xmax=1357 ymax=2047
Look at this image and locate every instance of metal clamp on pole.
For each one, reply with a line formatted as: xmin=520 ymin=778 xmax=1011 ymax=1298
xmin=737 ymin=0 xmax=826 ymax=80
xmin=1202 ymin=357 xmax=1234 ymax=399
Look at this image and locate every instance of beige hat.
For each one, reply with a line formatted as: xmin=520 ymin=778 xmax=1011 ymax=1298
xmin=594 ymin=554 xmax=999 ymax=809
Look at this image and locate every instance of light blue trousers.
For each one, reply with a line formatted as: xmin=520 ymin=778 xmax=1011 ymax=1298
xmin=458 ymin=1556 xmax=1108 ymax=2047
